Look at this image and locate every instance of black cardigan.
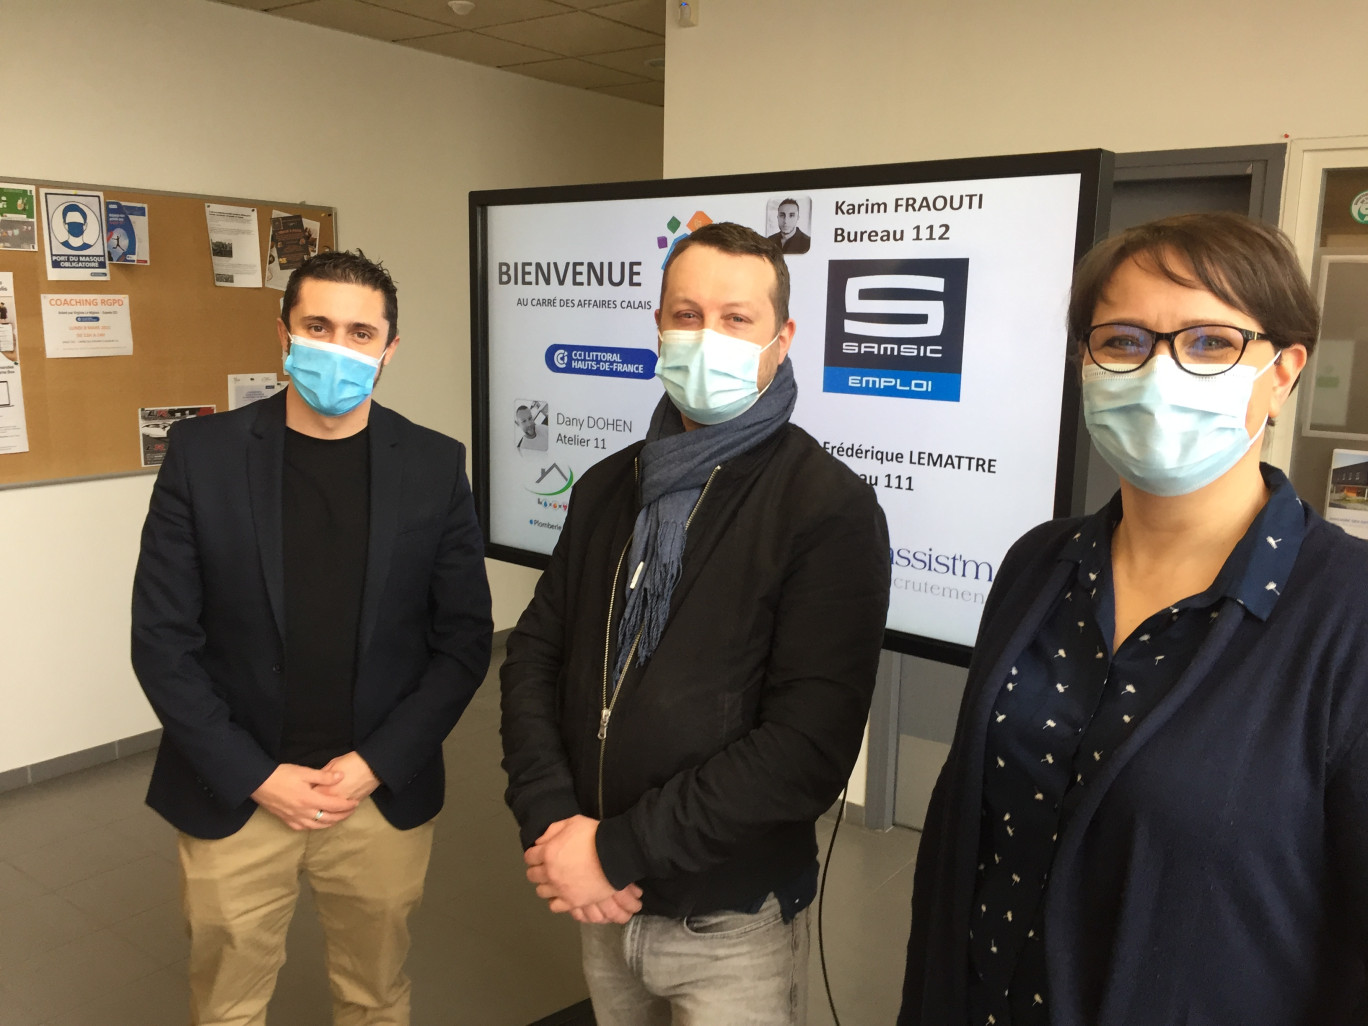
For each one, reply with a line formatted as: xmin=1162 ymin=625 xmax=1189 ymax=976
xmin=901 ymin=493 xmax=1368 ymax=1025
xmin=500 ymin=423 xmax=890 ymax=918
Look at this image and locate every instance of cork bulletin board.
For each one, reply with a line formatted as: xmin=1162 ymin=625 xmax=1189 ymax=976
xmin=0 ymin=177 xmax=335 ymax=487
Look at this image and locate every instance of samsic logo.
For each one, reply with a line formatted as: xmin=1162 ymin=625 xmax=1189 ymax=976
xmin=823 ymin=259 xmax=969 ymax=402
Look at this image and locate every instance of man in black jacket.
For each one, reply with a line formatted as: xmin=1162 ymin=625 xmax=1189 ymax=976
xmin=131 ymin=251 xmax=492 ymax=1025
xmin=502 ymin=223 xmax=889 ymax=1024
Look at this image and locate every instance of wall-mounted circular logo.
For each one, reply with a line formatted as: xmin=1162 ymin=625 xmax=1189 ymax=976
xmin=1352 ymin=190 xmax=1368 ymax=226
xmin=553 ymin=348 xmax=569 ymax=369
xmin=53 ymin=200 xmax=101 ymax=251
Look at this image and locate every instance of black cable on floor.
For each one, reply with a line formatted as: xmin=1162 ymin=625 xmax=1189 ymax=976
xmin=817 ymin=786 xmax=846 ymax=1026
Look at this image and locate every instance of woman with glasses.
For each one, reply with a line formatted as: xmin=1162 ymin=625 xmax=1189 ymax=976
xmin=899 ymin=212 xmax=1368 ymax=1026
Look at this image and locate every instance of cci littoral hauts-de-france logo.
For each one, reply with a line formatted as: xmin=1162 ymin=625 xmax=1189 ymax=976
xmin=822 ymin=258 xmax=970 ymax=402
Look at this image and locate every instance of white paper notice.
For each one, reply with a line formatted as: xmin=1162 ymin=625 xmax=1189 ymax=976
xmin=40 ymin=188 xmax=109 ymax=280
xmin=40 ymin=294 xmax=135 ymax=358
xmin=0 ymin=271 xmax=17 ymax=354
xmin=205 ymin=203 xmax=262 ymax=287
xmin=0 ymin=272 xmax=29 ymax=453
xmin=0 ymin=350 xmax=28 ymax=454
xmin=228 ymin=373 xmax=281 ymax=410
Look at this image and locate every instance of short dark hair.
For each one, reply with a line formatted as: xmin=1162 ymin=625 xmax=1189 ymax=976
xmin=660 ymin=222 xmax=790 ymax=328
xmin=778 ymin=198 xmax=800 ymax=211
xmin=1067 ymin=212 xmax=1319 ymax=357
xmin=281 ymin=249 xmax=399 ymax=343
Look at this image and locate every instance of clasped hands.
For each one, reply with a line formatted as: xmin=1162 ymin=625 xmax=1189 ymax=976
xmin=250 ymin=751 xmax=380 ymax=831
xmin=524 ymin=814 xmax=643 ymax=924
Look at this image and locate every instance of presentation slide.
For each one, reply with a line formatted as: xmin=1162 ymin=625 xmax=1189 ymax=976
xmin=473 ymin=151 xmax=1109 ymax=657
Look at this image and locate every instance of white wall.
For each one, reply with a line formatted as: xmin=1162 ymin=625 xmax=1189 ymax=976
xmin=0 ymin=0 xmax=661 ymax=774
xmin=661 ymin=0 xmax=1368 ymax=808
xmin=663 ymin=0 xmax=1367 ymax=177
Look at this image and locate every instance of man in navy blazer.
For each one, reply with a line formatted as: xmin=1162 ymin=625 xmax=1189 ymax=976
xmin=132 ymin=250 xmax=492 ymax=1026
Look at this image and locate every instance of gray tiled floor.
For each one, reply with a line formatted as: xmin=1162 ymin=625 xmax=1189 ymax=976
xmin=0 ymin=647 xmax=919 ymax=1024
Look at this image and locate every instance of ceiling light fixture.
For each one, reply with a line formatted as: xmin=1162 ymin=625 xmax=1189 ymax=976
xmin=447 ymin=1 xmax=475 ymax=14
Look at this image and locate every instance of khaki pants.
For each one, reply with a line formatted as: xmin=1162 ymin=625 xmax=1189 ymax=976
xmin=178 ymin=798 xmax=435 ymax=1026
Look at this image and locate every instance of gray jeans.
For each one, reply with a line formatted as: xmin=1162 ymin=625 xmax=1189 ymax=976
xmin=580 ymin=895 xmax=810 ymax=1026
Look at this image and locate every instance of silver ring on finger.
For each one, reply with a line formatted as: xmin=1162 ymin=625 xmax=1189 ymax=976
xmin=314 ymin=809 xmax=324 ymax=821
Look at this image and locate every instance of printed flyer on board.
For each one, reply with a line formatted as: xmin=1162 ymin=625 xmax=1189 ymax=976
xmin=1325 ymin=449 xmax=1368 ymax=540
xmin=0 ymin=183 xmax=38 ymax=251
xmin=0 ymin=270 xmax=17 ymax=353
xmin=0 ymin=272 xmax=29 ymax=454
xmin=40 ymin=188 xmax=109 ymax=280
xmin=139 ymin=405 xmax=215 ymax=467
xmin=483 ymin=173 xmax=1083 ymax=646
xmin=106 ymin=201 xmax=150 ymax=264
xmin=265 ymin=210 xmax=319 ymax=290
xmin=205 ymin=203 xmax=262 ymax=287
xmin=41 ymin=294 xmax=135 ymax=358
xmin=228 ymin=373 xmax=282 ymax=409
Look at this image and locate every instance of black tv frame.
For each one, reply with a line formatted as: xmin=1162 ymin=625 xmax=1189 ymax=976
xmin=470 ymin=148 xmax=1114 ymax=666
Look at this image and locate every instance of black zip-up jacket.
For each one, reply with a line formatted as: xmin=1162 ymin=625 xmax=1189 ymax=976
xmin=500 ymin=422 xmax=890 ymax=918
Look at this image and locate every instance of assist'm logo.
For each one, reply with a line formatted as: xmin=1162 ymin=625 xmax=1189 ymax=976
xmin=823 ymin=259 xmax=969 ymax=401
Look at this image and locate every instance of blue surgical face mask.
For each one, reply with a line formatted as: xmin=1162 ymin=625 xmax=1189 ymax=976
xmin=655 ymin=327 xmax=780 ymax=426
xmin=283 ymin=335 xmax=385 ymax=418
xmin=1082 ymin=352 xmax=1278 ymax=497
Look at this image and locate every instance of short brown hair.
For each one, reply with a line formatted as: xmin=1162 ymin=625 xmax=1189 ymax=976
xmin=282 ymin=249 xmax=399 ymax=343
xmin=1067 ymin=212 xmax=1319 ymax=357
xmin=660 ymin=222 xmax=790 ymax=329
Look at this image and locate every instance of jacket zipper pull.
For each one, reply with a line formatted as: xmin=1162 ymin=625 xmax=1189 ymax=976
xmin=598 ymin=707 xmax=612 ymax=740
xmin=629 ymin=562 xmax=644 ymax=590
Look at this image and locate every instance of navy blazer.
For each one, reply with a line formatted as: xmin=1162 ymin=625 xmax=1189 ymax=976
xmin=900 ymin=493 xmax=1368 ymax=1025
xmin=131 ymin=392 xmax=492 ymax=839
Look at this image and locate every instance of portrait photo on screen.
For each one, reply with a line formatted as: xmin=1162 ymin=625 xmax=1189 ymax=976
xmin=765 ymin=195 xmax=813 ymax=255
xmin=514 ymin=398 xmax=549 ymax=454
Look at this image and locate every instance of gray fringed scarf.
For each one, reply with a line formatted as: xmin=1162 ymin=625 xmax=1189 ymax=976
xmin=611 ymin=358 xmax=798 ymax=686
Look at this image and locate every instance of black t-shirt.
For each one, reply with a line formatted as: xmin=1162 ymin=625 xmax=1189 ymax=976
xmin=280 ymin=426 xmax=370 ymax=768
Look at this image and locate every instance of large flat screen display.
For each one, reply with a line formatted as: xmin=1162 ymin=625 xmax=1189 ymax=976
xmin=471 ymin=150 xmax=1111 ymax=663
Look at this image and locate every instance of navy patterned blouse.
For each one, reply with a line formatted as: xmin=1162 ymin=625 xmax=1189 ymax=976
xmin=967 ymin=472 xmax=1305 ymax=1026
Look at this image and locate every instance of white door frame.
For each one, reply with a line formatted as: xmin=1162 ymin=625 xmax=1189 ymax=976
xmin=1267 ymin=135 xmax=1368 ymax=470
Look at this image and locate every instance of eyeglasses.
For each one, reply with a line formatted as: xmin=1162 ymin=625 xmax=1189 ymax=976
xmin=1085 ymin=323 xmax=1274 ymax=377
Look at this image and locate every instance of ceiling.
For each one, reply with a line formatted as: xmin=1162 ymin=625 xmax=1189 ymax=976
xmin=212 ymin=0 xmax=665 ymax=106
